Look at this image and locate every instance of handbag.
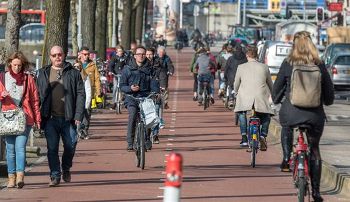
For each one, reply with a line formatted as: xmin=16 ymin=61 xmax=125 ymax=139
xmin=139 ymin=98 xmax=160 ymax=129
xmin=0 ymin=74 xmax=27 ymax=136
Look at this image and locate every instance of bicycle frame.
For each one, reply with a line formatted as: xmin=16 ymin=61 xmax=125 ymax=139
xmin=247 ymin=109 xmax=261 ymax=168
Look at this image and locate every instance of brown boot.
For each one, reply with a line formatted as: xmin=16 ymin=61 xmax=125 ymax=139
xmin=7 ymin=174 xmax=16 ymax=188
xmin=16 ymin=172 xmax=24 ymax=189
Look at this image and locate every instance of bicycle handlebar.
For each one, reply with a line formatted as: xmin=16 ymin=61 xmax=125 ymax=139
xmin=125 ymin=92 xmax=158 ymax=103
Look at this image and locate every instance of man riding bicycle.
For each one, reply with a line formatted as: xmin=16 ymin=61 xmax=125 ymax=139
xmin=120 ymin=46 xmax=160 ymax=152
xmin=194 ymin=47 xmax=215 ymax=106
xmin=234 ymin=45 xmax=273 ymax=150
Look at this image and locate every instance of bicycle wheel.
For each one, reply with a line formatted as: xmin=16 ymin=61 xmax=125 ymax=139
xmin=251 ymin=135 xmax=257 ymax=168
xmin=297 ymin=176 xmax=307 ymax=202
xmin=116 ymin=89 xmax=122 ymax=114
xmin=135 ymin=123 xmax=141 ymax=168
xmin=139 ymin=122 xmax=146 ymax=170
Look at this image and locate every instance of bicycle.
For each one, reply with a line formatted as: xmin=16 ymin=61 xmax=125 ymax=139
xmin=290 ymin=125 xmax=311 ymax=202
xmin=247 ymin=109 xmax=261 ymax=168
xmin=198 ymin=78 xmax=211 ymax=110
xmin=126 ymin=93 xmax=158 ymax=169
xmin=112 ymin=73 xmax=123 ymax=114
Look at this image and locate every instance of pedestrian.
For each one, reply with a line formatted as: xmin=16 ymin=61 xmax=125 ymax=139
xmin=234 ymin=45 xmax=273 ymax=150
xmin=73 ymin=59 xmax=92 ymax=139
xmin=157 ymin=46 xmax=174 ymax=109
xmin=272 ymin=31 xmax=334 ymax=202
xmin=108 ymin=45 xmax=128 ymax=110
xmin=120 ymin=46 xmax=160 ymax=151
xmin=36 ymin=46 xmax=85 ymax=187
xmin=0 ymin=51 xmax=41 ymax=189
xmin=79 ymin=46 xmax=100 ymax=129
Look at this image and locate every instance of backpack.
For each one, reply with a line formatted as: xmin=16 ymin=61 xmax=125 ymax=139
xmin=289 ymin=64 xmax=322 ymax=108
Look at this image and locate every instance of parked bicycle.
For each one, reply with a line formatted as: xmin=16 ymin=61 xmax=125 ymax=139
xmin=126 ymin=93 xmax=159 ymax=170
xmin=290 ymin=125 xmax=311 ymax=202
xmin=111 ymin=73 xmax=123 ymax=114
xmin=96 ymin=58 xmax=109 ymax=109
xmin=247 ymin=109 xmax=261 ymax=168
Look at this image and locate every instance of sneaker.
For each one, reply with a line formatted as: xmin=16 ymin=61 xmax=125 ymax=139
xmin=127 ymin=145 xmax=134 ymax=152
xmin=240 ymin=135 xmax=248 ymax=147
xmin=62 ymin=171 xmax=71 ymax=182
xmin=153 ymin=136 xmax=160 ymax=144
xmin=259 ymin=136 xmax=267 ymax=151
xmin=280 ymin=160 xmax=291 ymax=172
xmin=193 ymin=96 xmax=198 ymax=101
xmin=145 ymin=140 xmax=152 ymax=150
xmin=159 ymin=119 xmax=165 ymax=129
xmin=48 ymin=177 xmax=60 ymax=187
xmin=210 ymin=97 xmax=215 ymax=104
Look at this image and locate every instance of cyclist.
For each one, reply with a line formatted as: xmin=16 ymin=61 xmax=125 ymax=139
xmin=234 ymin=45 xmax=273 ymax=150
xmin=120 ymin=46 xmax=160 ymax=151
xmin=272 ymin=31 xmax=334 ymax=202
xmin=216 ymin=44 xmax=233 ymax=98
xmin=157 ymin=46 xmax=174 ymax=109
xmin=225 ymin=43 xmax=247 ymax=106
xmin=146 ymin=47 xmax=164 ymax=144
xmin=108 ymin=45 xmax=128 ymax=110
xmin=194 ymin=47 xmax=216 ymax=106
xmin=189 ymin=49 xmax=200 ymax=101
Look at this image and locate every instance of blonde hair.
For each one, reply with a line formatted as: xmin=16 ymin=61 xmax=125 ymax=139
xmin=287 ymin=31 xmax=321 ymax=65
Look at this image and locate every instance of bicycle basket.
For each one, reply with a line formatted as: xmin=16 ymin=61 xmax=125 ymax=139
xmin=140 ymin=98 xmax=160 ymax=129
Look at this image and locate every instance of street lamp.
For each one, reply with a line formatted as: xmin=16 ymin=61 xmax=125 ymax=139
xmin=77 ymin=0 xmax=82 ymax=50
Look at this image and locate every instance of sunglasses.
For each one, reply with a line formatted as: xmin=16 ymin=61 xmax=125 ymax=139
xmin=81 ymin=53 xmax=89 ymax=56
xmin=57 ymin=70 xmax=62 ymax=80
xmin=51 ymin=53 xmax=63 ymax=58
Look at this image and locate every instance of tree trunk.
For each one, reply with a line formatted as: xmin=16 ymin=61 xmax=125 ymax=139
xmin=135 ymin=0 xmax=145 ymax=44
xmin=70 ymin=0 xmax=78 ymax=56
xmin=121 ymin=0 xmax=132 ymax=49
xmin=81 ymin=0 xmax=96 ymax=50
xmin=130 ymin=5 xmax=136 ymax=43
xmin=42 ymin=0 xmax=70 ymax=65
xmin=107 ymin=0 xmax=113 ymax=47
xmin=5 ymin=0 xmax=21 ymax=57
xmin=95 ymin=0 xmax=108 ymax=59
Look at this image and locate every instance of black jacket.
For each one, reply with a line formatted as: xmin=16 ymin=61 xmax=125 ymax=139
xmin=272 ymin=60 xmax=334 ymax=127
xmin=224 ymin=51 xmax=247 ymax=87
xmin=120 ymin=59 xmax=160 ymax=107
xmin=36 ymin=62 xmax=86 ymax=127
xmin=158 ymin=54 xmax=174 ymax=88
xmin=108 ymin=54 xmax=128 ymax=75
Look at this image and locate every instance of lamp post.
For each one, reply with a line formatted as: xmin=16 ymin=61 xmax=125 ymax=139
xmin=112 ymin=0 xmax=117 ymax=47
xmin=77 ymin=0 xmax=82 ymax=50
xmin=164 ymin=4 xmax=169 ymax=40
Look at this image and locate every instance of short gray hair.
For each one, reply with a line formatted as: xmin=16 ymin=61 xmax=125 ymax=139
xmin=157 ymin=46 xmax=166 ymax=52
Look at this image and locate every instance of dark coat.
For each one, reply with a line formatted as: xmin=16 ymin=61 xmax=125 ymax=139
xmin=272 ymin=60 xmax=334 ymax=127
xmin=108 ymin=53 xmax=128 ymax=75
xmin=36 ymin=62 xmax=86 ymax=127
xmin=224 ymin=51 xmax=247 ymax=87
xmin=120 ymin=59 xmax=160 ymax=107
xmin=158 ymin=54 xmax=174 ymax=88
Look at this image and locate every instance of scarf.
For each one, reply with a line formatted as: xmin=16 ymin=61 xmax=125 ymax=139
xmin=9 ymin=68 xmax=25 ymax=86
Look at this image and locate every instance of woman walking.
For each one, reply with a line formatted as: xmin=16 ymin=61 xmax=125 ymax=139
xmin=0 ymin=51 xmax=41 ymax=188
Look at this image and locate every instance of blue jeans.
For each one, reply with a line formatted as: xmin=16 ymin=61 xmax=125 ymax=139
xmin=45 ymin=116 xmax=78 ymax=179
xmin=238 ymin=111 xmax=271 ymax=136
xmin=5 ymin=126 xmax=32 ymax=174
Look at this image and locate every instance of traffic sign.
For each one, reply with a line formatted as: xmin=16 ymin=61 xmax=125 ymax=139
xmin=328 ymin=2 xmax=343 ymax=12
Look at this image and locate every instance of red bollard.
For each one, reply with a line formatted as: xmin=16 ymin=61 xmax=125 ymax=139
xmin=163 ymin=153 xmax=183 ymax=202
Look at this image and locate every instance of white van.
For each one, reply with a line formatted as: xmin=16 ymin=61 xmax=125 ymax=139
xmin=258 ymin=41 xmax=292 ymax=80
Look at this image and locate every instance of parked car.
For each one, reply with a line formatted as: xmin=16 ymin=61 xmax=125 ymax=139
xmin=19 ymin=23 xmax=45 ymax=42
xmin=328 ymin=53 xmax=350 ymax=88
xmin=323 ymin=43 xmax=350 ymax=66
xmin=258 ymin=40 xmax=292 ymax=80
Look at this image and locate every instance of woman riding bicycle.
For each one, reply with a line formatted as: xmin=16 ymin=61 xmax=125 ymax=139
xmin=272 ymin=31 xmax=334 ymax=202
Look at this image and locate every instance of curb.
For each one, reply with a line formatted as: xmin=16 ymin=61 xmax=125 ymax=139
xmin=268 ymin=118 xmax=350 ymax=198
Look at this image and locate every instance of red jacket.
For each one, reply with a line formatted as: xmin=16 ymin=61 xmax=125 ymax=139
xmin=0 ymin=73 xmax=41 ymax=127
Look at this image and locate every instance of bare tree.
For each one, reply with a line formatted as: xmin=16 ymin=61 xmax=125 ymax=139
xmin=121 ymin=0 xmax=132 ymax=49
xmin=95 ymin=0 xmax=108 ymax=59
xmin=107 ymin=0 xmax=113 ymax=47
xmin=70 ymin=0 xmax=78 ymax=56
xmin=135 ymin=0 xmax=146 ymax=44
xmin=42 ymin=0 xmax=70 ymax=65
xmin=81 ymin=0 xmax=96 ymax=50
xmin=5 ymin=0 xmax=21 ymax=57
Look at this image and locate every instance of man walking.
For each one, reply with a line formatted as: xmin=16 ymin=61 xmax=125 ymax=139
xmin=37 ymin=46 xmax=85 ymax=187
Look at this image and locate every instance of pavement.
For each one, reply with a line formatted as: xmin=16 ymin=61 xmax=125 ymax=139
xmin=0 ymin=46 xmax=347 ymax=201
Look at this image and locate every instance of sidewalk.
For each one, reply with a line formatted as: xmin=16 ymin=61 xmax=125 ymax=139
xmin=268 ymin=102 xmax=350 ymax=199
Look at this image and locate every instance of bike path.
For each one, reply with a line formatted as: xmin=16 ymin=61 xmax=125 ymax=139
xmin=0 ymin=47 xmax=340 ymax=201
